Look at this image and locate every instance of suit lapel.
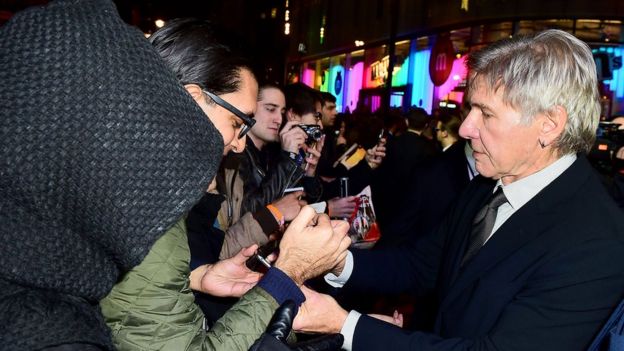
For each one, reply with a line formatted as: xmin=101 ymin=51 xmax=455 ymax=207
xmin=438 ymin=156 xmax=592 ymax=314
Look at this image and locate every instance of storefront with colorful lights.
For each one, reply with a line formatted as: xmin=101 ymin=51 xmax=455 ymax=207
xmin=288 ymin=19 xmax=623 ymax=119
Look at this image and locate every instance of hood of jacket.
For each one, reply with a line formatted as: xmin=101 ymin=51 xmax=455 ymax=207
xmin=0 ymin=0 xmax=222 ymax=349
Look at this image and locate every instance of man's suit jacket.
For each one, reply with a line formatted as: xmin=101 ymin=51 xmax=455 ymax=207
xmin=346 ymin=156 xmax=624 ymax=350
xmin=372 ymin=131 xmax=439 ymax=229
xmin=376 ymin=140 xmax=471 ymax=248
xmin=441 ymin=140 xmax=472 ymax=195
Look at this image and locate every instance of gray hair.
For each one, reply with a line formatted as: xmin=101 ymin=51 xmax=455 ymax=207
xmin=467 ymin=29 xmax=600 ymax=155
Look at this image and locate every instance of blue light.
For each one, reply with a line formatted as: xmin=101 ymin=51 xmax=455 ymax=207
xmin=600 ymin=46 xmax=624 ymax=99
xmin=615 ymin=47 xmax=623 ymax=99
xmin=409 ymin=49 xmax=434 ymax=114
xmin=329 ymin=65 xmax=345 ymax=112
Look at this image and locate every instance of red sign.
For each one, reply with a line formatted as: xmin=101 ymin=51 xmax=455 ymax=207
xmin=429 ymin=35 xmax=455 ymax=86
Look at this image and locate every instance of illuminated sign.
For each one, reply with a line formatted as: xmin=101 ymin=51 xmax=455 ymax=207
xmin=429 ymin=35 xmax=455 ymax=86
xmin=370 ymin=55 xmax=401 ymax=85
xmin=371 ymin=55 xmax=390 ymax=83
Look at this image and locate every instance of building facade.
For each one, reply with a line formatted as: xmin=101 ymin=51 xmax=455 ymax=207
xmin=285 ymin=0 xmax=624 ymax=118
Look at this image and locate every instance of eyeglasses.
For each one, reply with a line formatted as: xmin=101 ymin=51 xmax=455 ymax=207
xmin=203 ymin=90 xmax=255 ymax=139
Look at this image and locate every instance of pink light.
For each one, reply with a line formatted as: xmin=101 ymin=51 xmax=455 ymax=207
xmin=436 ymin=56 xmax=467 ymax=99
xmin=302 ymin=68 xmax=315 ymax=88
xmin=364 ymin=65 xmax=374 ymax=88
xmin=346 ymin=62 xmax=363 ymax=112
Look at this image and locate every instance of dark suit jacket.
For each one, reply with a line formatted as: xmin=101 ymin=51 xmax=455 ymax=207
xmin=376 ymin=140 xmax=471 ymax=248
xmin=440 ymin=140 xmax=472 ymax=195
xmin=346 ymin=156 xmax=624 ymax=350
xmin=372 ymin=131 xmax=439 ymax=229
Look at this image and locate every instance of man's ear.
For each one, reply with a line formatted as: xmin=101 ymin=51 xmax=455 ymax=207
xmin=540 ymin=105 xmax=568 ymax=147
xmin=184 ymin=84 xmax=206 ymax=104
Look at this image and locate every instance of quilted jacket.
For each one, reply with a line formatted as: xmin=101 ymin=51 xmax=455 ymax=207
xmin=100 ymin=219 xmax=277 ymax=350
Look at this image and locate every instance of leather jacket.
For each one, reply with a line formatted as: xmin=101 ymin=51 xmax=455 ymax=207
xmin=233 ymin=139 xmax=322 ymax=215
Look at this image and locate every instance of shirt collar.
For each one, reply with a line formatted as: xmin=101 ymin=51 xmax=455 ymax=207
xmin=495 ymin=154 xmax=577 ymax=210
xmin=465 ymin=142 xmax=478 ymax=178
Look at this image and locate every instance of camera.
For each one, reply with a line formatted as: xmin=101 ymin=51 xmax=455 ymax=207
xmin=297 ymin=124 xmax=323 ymax=145
xmin=588 ymin=121 xmax=624 ymax=174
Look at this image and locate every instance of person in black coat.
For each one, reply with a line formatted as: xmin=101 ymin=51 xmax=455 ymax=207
xmin=291 ymin=29 xmax=624 ymax=351
xmin=372 ymin=108 xmax=439 ymax=231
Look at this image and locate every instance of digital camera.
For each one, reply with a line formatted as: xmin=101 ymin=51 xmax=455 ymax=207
xmin=297 ymin=124 xmax=323 ymax=145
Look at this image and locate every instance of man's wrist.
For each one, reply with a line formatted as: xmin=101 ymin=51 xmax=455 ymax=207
xmin=266 ymin=204 xmax=285 ymax=226
xmin=332 ymin=307 xmax=350 ymax=334
xmin=274 ymin=254 xmax=306 ymax=286
xmin=340 ymin=310 xmax=362 ymax=351
xmin=257 ymin=267 xmax=306 ymax=307
xmin=189 ymin=264 xmax=211 ymax=292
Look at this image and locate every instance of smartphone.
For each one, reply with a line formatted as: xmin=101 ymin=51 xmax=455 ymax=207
xmin=284 ymin=187 xmax=304 ymax=194
xmin=340 ymin=177 xmax=349 ymax=197
xmin=245 ymin=240 xmax=280 ymax=272
xmin=378 ymin=128 xmax=388 ymax=142
xmin=375 ymin=129 xmax=388 ymax=161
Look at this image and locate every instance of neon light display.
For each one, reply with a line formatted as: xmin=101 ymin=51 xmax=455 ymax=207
xmin=320 ymin=70 xmax=329 ymax=92
xmin=329 ymin=65 xmax=345 ymax=112
xmin=599 ymin=46 xmax=624 ymax=99
xmin=302 ymin=68 xmax=315 ymax=88
xmin=436 ymin=55 xmax=467 ymax=100
xmin=346 ymin=62 xmax=363 ymax=113
xmin=410 ymin=49 xmax=434 ymax=114
xmin=392 ymin=57 xmax=408 ymax=87
xmin=390 ymin=93 xmax=403 ymax=108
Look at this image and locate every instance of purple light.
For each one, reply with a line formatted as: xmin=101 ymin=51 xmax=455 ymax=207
xmin=436 ymin=56 xmax=467 ymax=100
xmin=346 ymin=62 xmax=363 ymax=113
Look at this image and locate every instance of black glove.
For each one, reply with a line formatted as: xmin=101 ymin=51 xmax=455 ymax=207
xmin=291 ymin=334 xmax=344 ymax=351
xmin=249 ymin=300 xmax=344 ymax=351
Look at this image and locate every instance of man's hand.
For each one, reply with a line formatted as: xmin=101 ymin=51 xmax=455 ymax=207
xmin=275 ymin=206 xmax=351 ymax=285
xmin=280 ymin=121 xmax=308 ymax=153
xmin=190 ymin=245 xmax=262 ymax=297
xmin=271 ymin=191 xmax=307 ymax=221
xmin=327 ymin=196 xmax=357 ymax=219
xmin=368 ymin=310 xmax=404 ymax=327
xmin=365 ymin=140 xmax=386 ymax=170
xmin=303 ymin=135 xmax=325 ymax=176
xmin=293 ymin=286 xmax=349 ymax=334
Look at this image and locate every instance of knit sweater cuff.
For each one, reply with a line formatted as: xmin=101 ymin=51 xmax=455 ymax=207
xmin=258 ymin=267 xmax=305 ymax=307
xmin=252 ymin=207 xmax=280 ymax=235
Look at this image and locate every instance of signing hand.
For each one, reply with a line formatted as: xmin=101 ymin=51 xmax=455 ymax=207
xmin=275 ymin=206 xmax=351 ymax=285
xmin=271 ymin=191 xmax=307 ymax=221
xmin=190 ymin=245 xmax=262 ymax=297
xmin=293 ymin=286 xmax=349 ymax=334
xmin=327 ymin=196 xmax=357 ymax=219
